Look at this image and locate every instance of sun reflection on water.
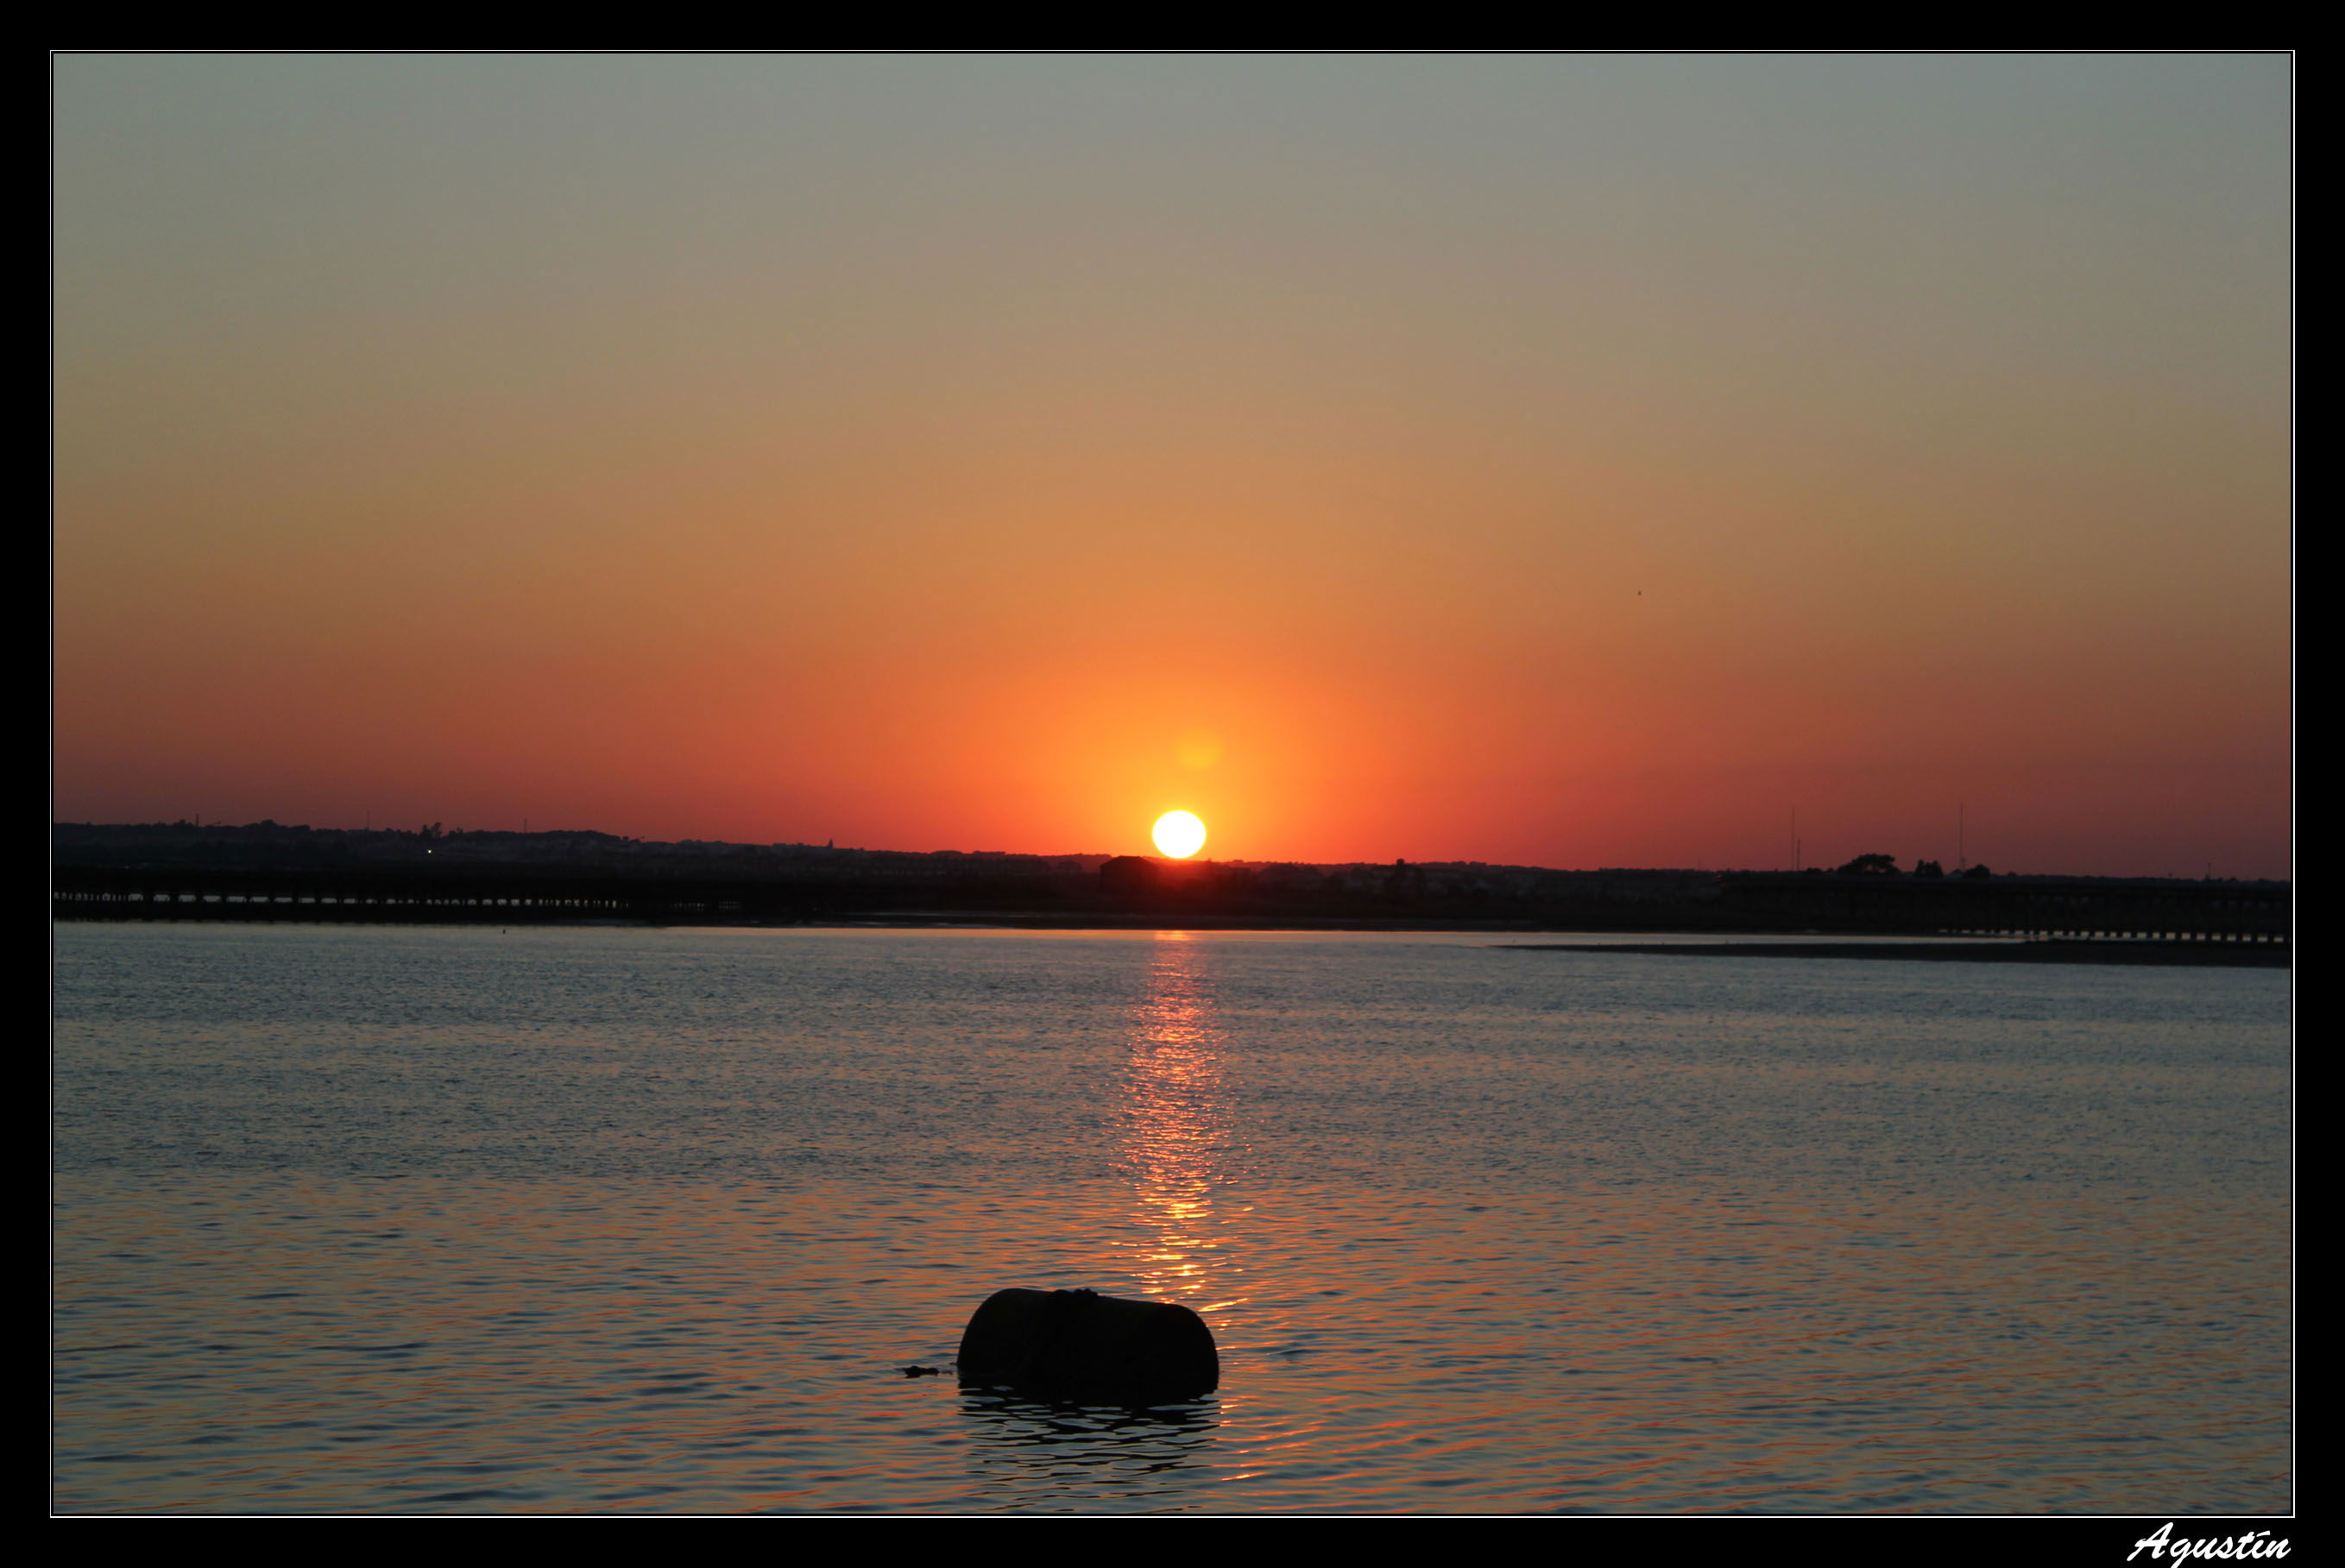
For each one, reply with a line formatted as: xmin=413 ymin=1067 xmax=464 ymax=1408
xmin=1116 ymin=932 xmax=1242 ymax=1317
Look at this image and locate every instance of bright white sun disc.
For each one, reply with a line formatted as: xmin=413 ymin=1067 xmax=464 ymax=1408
xmin=1152 ymin=810 xmax=1207 ymax=859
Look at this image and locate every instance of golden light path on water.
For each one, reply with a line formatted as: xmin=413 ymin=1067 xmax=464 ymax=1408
xmin=1116 ymin=933 xmax=1243 ymax=1320
xmin=954 ymin=930 xmax=1249 ymax=1510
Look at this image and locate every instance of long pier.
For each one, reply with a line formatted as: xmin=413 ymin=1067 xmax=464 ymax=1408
xmin=50 ymin=866 xmax=866 ymax=924
xmin=1712 ymin=873 xmax=2289 ymax=945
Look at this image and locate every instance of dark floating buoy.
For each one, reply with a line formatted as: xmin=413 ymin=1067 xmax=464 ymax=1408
xmin=957 ymin=1288 xmax=1219 ymax=1406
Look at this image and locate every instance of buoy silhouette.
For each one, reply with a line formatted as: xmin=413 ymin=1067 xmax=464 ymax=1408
xmin=956 ymin=1288 xmax=1218 ymax=1406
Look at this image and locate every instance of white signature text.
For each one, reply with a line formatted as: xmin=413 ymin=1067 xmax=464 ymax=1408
xmin=2129 ymin=1523 xmax=2290 ymax=1563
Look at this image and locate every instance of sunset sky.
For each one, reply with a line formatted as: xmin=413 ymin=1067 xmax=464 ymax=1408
xmin=52 ymin=54 xmax=2291 ymax=877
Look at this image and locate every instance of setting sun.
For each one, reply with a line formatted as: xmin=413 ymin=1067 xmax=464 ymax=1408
xmin=1152 ymin=810 xmax=1207 ymax=859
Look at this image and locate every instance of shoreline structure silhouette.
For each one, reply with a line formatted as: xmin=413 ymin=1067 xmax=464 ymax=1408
xmin=52 ymin=821 xmax=2290 ymax=955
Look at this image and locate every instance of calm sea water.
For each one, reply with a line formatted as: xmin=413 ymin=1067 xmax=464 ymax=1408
xmin=53 ymin=923 xmax=2291 ymax=1514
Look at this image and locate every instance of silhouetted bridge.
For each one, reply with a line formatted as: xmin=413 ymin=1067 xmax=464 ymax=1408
xmin=52 ymin=866 xmax=907 ymax=924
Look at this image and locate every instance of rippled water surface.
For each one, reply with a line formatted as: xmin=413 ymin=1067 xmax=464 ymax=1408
xmin=54 ymin=924 xmax=2291 ymax=1513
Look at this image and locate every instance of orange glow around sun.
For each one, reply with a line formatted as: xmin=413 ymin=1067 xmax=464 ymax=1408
xmin=1152 ymin=810 xmax=1207 ymax=859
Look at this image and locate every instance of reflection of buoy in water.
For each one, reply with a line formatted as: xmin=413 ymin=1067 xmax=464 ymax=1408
xmin=957 ymin=1288 xmax=1219 ymax=1406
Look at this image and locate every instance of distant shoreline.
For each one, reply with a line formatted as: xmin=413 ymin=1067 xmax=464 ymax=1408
xmin=1497 ymin=940 xmax=2288 ymax=968
xmin=53 ymin=907 xmax=2288 ymax=963
xmin=55 ymin=825 xmax=2291 ymax=948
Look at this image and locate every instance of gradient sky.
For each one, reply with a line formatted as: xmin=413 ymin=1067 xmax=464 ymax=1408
xmin=52 ymin=54 xmax=2291 ymax=876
